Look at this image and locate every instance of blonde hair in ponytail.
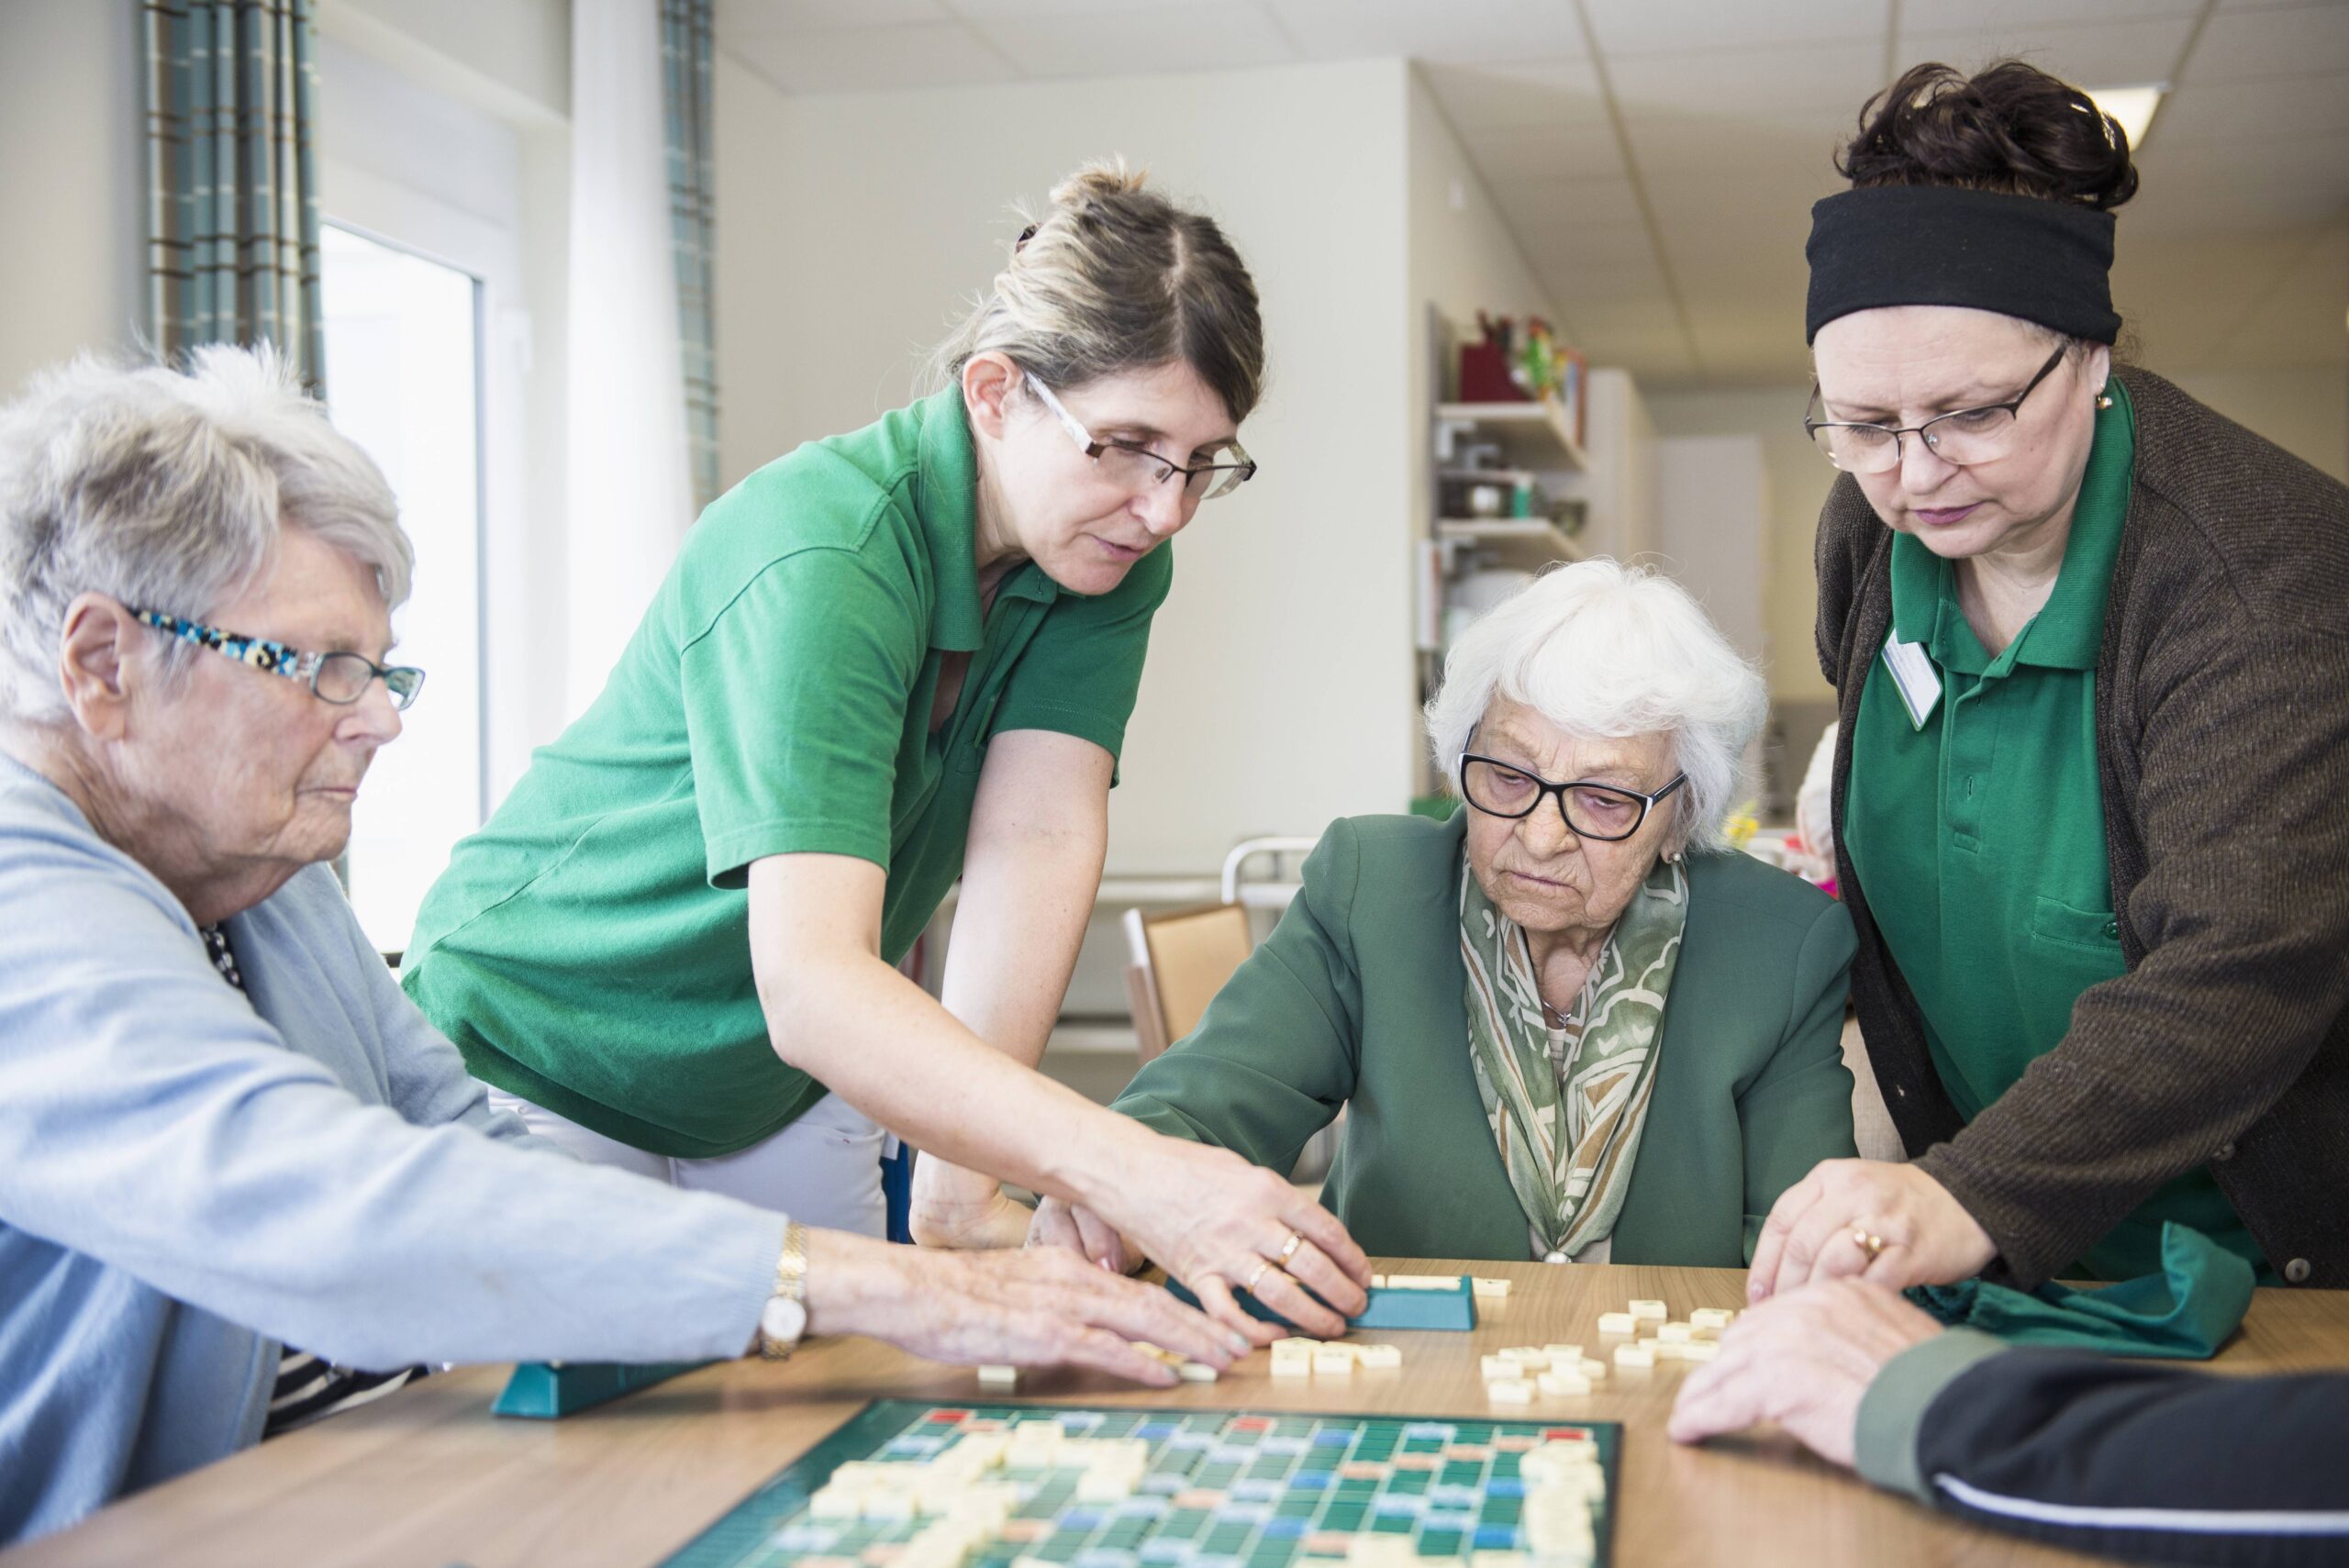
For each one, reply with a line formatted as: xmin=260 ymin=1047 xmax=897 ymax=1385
xmin=930 ymin=157 xmax=1266 ymax=424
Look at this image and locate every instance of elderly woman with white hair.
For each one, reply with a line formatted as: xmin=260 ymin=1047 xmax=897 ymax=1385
xmin=0 ymin=348 xmax=1240 ymax=1547
xmin=1035 ymin=561 xmax=1860 ymax=1270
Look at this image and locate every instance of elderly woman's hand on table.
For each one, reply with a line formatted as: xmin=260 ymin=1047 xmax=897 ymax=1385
xmin=806 ymin=1229 xmax=1246 ymax=1385
xmin=1668 ymin=1277 xmax=1943 ymax=1466
xmin=1747 ymin=1158 xmax=1997 ymax=1300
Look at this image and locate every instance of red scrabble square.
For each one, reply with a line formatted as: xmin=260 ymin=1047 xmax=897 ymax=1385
xmin=1542 ymin=1428 xmax=1591 ymax=1441
xmin=927 ymin=1409 xmax=971 ymax=1423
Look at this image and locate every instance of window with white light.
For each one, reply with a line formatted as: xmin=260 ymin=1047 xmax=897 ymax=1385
xmin=318 ymin=221 xmax=485 ymax=953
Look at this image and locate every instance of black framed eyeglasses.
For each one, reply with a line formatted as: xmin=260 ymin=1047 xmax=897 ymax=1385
xmin=1026 ymin=373 xmax=1258 ymax=501
xmin=130 ymin=607 xmax=426 ymax=711
xmin=1459 ymin=753 xmax=1687 ymax=842
xmin=1803 ymin=345 xmax=2068 ymax=474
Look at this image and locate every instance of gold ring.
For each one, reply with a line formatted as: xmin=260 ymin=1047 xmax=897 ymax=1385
xmin=1852 ymin=1227 xmax=1887 ymax=1259
xmin=1276 ymin=1231 xmax=1304 ymax=1265
xmin=1243 ymin=1259 xmax=1275 ymax=1295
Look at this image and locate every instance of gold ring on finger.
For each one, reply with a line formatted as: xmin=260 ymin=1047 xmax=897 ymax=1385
xmin=1275 ymin=1230 xmax=1304 ymax=1265
xmin=1243 ymin=1259 xmax=1275 ymax=1295
xmin=1851 ymin=1227 xmax=1887 ymax=1259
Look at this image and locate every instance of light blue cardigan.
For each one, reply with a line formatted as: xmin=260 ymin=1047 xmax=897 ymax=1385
xmin=0 ymin=757 xmax=786 ymax=1544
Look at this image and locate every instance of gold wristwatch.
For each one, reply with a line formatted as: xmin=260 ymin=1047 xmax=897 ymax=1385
xmin=759 ymin=1220 xmax=809 ymax=1360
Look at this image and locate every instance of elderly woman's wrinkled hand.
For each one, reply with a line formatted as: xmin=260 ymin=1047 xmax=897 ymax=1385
xmin=1667 ymin=1277 xmax=1943 ymax=1467
xmin=805 ymin=1230 xmax=1244 ymax=1385
xmin=1747 ymin=1158 xmax=1997 ymax=1302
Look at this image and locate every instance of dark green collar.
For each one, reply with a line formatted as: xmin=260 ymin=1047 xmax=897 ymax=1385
xmin=1887 ymin=375 xmax=2135 ymax=675
xmin=912 ymin=385 xmax=1060 ymax=651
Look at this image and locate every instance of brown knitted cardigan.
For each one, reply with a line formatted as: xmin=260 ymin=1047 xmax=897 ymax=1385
xmin=1816 ymin=366 xmax=2349 ymax=1290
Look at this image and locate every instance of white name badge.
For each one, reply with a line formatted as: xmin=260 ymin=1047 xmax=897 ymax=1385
xmin=1881 ymin=633 xmax=1943 ymax=730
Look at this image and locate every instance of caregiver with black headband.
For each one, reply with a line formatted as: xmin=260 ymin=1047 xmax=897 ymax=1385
xmin=1748 ymin=61 xmax=2349 ymax=1301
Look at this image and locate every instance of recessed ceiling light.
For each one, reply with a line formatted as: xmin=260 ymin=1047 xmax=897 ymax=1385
xmin=2084 ymin=84 xmax=2165 ymax=151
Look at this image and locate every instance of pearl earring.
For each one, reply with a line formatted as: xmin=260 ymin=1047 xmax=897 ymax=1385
xmin=2096 ymin=388 xmax=2113 ymax=409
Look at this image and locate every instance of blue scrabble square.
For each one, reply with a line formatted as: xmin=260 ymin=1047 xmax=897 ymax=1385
xmin=1485 ymin=1477 xmax=1525 ymax=1497
xmin=1473 ymin=1527 xmax=1521 ymax=1551
xmin=1263 ymin=1518 xmax=1307 ymax=1540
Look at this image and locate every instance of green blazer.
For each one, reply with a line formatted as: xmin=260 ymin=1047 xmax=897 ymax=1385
xmin=1113 ymin=813 xmax=1860 ymax=1264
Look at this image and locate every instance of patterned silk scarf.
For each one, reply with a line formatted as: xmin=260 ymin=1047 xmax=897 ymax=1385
xmin=1459 ymin=855 xmax=1688 ymax=1258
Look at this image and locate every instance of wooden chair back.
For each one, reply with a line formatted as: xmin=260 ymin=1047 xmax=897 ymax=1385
xmin=1122 ymin=902 xmax=1254 ymax=1064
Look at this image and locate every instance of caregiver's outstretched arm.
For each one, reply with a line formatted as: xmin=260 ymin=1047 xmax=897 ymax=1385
xmin=748 ymin=851 xmax=1368 ymax=1342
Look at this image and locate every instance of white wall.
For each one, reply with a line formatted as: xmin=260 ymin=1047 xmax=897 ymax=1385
xmin=1654 ymin=433 xmax=1768 ymax=666
xmin=0 ymin=0 xmax=144 ymax=396
xmin=715 ymin=56 xmax=1419 ymax=875
xmin=1645 ymin=384 xmax=1835 ymax=703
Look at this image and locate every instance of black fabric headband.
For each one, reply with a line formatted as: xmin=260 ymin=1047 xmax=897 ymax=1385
xmin=1805 ymin=184 xmax=2121 ymax=345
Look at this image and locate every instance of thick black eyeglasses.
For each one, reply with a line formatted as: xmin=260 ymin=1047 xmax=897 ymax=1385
xmin=1803 ymin=345 xmax=2068 ymax=474
xmin=1459 ymin=754 xmax=1687 ymax=842
xmin=130 ymin=607 xmax=426 ymax=710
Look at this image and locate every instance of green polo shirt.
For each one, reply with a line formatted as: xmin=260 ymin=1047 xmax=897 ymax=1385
xmin=401 ymin=386 xmax=1172 ymax=1158
xmin=1844 ymin=382 xmax=2259 ymax=1281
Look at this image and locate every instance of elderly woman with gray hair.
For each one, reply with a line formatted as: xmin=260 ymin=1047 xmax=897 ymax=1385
xmin=0 ymin=349 xmax=1240 ymax=1547
xmin=1036 ymin=561 xmax=1860 ymax=1271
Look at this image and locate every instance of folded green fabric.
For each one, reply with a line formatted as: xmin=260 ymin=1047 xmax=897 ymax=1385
xmin=1904 ymin=1222 xmax=2254 ymax=1360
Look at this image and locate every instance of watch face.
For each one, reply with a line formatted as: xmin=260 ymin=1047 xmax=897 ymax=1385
xmin=763 ymin=1296 xmax=808 ymax=1346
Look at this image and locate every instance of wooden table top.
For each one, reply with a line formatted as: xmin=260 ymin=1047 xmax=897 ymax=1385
xmin=11 ymin=1259 xmax=2347 ymax=1568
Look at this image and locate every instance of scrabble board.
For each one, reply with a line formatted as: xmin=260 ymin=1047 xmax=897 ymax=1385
xmin=654 ymin=1401 xmax=1620 ymax=1568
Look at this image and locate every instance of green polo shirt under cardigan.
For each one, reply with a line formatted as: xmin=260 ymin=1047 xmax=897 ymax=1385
xmin=1111 ymin=813 xmax=1860 ymax=1264
xmin=1816 ymin=367 xmax=2349 ymax=1290
xmin=1842 ymin=383 xmax=2256 ymax=1281
xmin=403 ymin=386 xmax=1172 ymax=1159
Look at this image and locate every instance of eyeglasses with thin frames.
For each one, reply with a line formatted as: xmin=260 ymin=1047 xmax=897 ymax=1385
xmin=1803 ymin=345 xmax=2069 ymax=474
xmin=130 ymin=607 xmax=426 ymax=711
xmin=1458 ymin=753 xmax=1687 ymax=842
xmin=1025 ymin=374 xmax=1258 ymax=501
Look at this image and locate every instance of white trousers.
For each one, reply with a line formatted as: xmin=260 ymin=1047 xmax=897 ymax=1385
xmin=488 ymin=1087 xmax=892 ymax=1238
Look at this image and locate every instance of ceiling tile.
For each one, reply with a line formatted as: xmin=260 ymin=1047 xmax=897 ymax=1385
xmin=1583 ymin=0 xmax=1888 ymax=57
xmin=1491 ymin=175 xmax=1647 ymax=233
xmin=718 ymin=0 xmax=954 ymax=34
xmin=1513 ymin=215 xmax=1659 ymax=270
xmin=1420 ymin=59 xmax=1608 ymax=134
xmin=1603 ymin=39 xmax=1885 ymax=120
xmin=721 ymin=22 xmax=1013 ymax=93
xmin=1460 ymin=122 xmax=1627 ymax=183
xmin=2154 ymin=72 xmax=2349 ymax=143
xmin=967 ymin=4 xmax=1297 ymax=79
xmin=1539 ymin=259 xmax=1675 ymax=306
xmin=1892 ymin=0 xmax=2199 ymax=24
xmin=1264 ymin=0 xmax=1586 ymax=62
xmin=2180 ymin=3 xmax=2349 ymax=83
xmin=2122 ymin=156 xmax=2349 ymax=237
xmin=2139 ymin=133 xmax=2349 ymax=205
xmin=1895 ymin=15 xmax=2200 ymax=87
xmin=1618 ymin=108 xmax=1853 ymax=178
xmin=947 ymin=0 xmax=1246 ymax=15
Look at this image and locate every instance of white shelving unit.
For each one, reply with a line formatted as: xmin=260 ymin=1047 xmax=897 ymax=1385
xmin=1434 ymin=398 xmax=1588 ymax=473
xmin=1435 ymin=517 xmax=1586 ymax=572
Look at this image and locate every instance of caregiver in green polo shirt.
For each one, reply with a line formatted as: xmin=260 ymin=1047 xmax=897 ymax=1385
xmin=404 ymin=162 xmax=1370 ymax=1342
xmin=1748 ymin=62 xmax=2349 ymax=1300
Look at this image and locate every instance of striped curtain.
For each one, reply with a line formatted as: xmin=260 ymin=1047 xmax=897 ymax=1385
xmin=143 ymin=0 xmax=327 ymax=390
xmin=662 ymin=0 xmax=719 ymax=510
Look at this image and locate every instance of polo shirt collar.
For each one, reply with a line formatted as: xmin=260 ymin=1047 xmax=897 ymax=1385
xmin=1884 ymin=374 xmax=2134 ymax=675
xmin=913 ymin=385 xmax=1062 ymax=652
xmin=2013 ymin=376 xmax=2132 ymax=671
